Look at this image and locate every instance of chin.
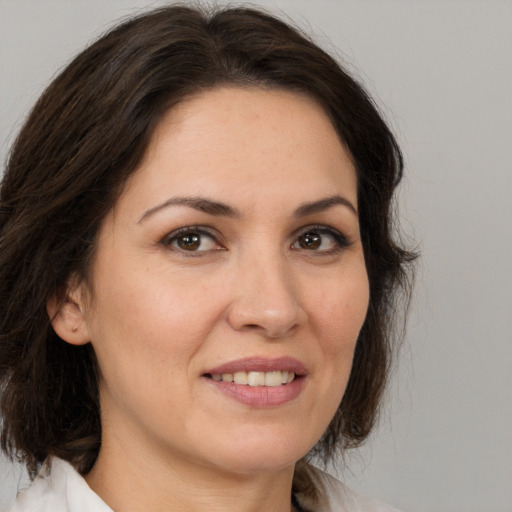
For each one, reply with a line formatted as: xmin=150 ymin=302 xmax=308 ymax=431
xmin=197 ymin=430 xmax=315 ymax=476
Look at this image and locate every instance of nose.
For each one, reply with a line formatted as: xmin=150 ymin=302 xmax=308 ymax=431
xmin=226 ymin=255 xmax=307 ymax=339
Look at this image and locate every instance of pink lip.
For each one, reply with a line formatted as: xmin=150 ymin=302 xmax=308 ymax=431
xmin=203 ymin=357 xmax=307 ymax=408
xmin=204 ymin=356 xmax=308 ymax=376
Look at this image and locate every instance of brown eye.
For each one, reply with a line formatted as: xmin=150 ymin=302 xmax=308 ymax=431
xmin=292 ymin=227 xmax=348 ymax=253
xmin=177 ymin=234 xmax=201 ymax=251
xmin=164 ymin=229 xmax=221 ymax=253
xmin=298 ymin=232 xmax=322 ymax=250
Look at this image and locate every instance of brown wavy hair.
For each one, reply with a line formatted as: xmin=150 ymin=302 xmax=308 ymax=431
xmin=0 ymin=4 xmax=415 ymax=477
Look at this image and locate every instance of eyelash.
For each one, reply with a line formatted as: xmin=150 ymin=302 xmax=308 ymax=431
xmin=160 ymin=224 xmax=350 ymax=256
xmin=161 ymin=226 xmax=222 ymax=255
xmin=291 ymin=225 xmax=350 ymax=254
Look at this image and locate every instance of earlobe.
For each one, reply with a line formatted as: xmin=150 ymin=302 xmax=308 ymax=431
xmin=47 ymin=286 xmax=90 ymax=346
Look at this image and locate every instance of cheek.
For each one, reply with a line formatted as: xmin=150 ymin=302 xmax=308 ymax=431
xmin=310 ymin=266 xmax=369 ymax=394
xmin=83 ymin=275 xmax=211 ymax=420
xmin=85 ymin=266 xmax=224 ymax=371
xmin=314 ymin=268 xmax=369 ymax=345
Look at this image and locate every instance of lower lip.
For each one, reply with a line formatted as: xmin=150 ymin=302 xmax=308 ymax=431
xmin=204 ymin=376 xmax=305 ymax=407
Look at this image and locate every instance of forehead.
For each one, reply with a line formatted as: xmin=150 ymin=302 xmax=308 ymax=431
xmin=118 ymin=86 xmax=357 ymax=214
xmin=151 ymin=86 xmax=344 ymax=152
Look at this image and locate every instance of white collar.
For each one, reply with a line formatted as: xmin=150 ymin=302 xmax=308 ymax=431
xmin=10 ymin=457 xmax=400 ymax=512
xmin=9 ymin=458 xmax=112 ymax=512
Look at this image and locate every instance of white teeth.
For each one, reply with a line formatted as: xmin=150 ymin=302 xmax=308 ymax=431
xmin=233 ymin=372 xmax=248 ymax=385
xmin=248 ymin=372 xmax=265 ymax=387
xmin=210 ymin=370 xmax=296 ymax=386
xmin=264 ymin=371 xmax=282 ymax=387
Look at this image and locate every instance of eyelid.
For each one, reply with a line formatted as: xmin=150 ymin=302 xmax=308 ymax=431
xmin=161 ymin=225 xmax=225 ymax=253
xmin=291 ymin=224 xmax=351 ymax=252
xmin=159 ymin=224 xmax=351 ymax=256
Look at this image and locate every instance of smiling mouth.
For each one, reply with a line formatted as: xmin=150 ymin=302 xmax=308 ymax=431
xmin=203 ymin=359 xmax=306 ymax=406
xmin=206 ymin=370 xmax=296 ymax=387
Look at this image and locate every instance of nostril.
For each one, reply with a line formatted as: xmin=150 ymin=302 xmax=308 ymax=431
xmin=226 ymin=293 xmax=306 ymax=339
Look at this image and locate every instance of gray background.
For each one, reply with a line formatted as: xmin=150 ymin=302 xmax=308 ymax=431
xmin=1 ymin=1 xmax=511 ymax=511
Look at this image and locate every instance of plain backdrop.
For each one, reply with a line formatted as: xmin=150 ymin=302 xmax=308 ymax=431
xmin=1 ymin=1 xmax=511 ymax=511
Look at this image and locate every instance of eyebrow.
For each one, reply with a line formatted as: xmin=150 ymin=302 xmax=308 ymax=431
xmin=293 ymin=195 xmax=358 ymax=217
xmin=138 ymin=196 xmax=240 ymax=223
xmin=138 ymin=193 xmax=357 ymax=224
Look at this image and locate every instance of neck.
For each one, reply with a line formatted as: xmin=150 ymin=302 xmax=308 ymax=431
xmin=85 ymin=432 xmax=296 ymax=512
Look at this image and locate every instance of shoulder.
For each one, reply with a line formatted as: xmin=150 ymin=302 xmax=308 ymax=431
xmin=294 ymin=463 xmax=403 ymax=512
xmin=7 ymin=458 xmax=112 ymax=512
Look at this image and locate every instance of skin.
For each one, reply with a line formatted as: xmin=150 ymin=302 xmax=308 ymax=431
xmin=51 ymin=87 xmax=369 ymax=511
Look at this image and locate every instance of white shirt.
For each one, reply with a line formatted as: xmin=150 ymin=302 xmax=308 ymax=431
xmin=8 ymin=457 xmax=402 ymax=512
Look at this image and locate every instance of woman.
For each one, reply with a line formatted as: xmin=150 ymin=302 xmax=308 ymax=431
xmin=0 ymin=5 xmax=414 ymax=511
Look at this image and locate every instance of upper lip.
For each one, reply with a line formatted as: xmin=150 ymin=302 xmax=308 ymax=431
xmin=204 ymin=356 xmax=308 ymax=376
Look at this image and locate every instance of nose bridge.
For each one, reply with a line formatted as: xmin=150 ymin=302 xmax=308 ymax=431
xmin=226 ymin=242 xmax=305 ymax=338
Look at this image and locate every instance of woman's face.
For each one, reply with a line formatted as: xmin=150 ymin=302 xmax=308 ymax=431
xmin=74 ymin=87 xmax=369 ymax=475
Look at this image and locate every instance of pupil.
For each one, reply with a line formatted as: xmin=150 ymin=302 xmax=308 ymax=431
xmin=178 ymin=234 xmax=200 ymax=250
xmin=300 ymin=232 xmax=321 ymax=249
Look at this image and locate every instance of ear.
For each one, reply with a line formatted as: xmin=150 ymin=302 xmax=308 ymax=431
xmin=47 ymin=281 xmax=91 ymax=346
